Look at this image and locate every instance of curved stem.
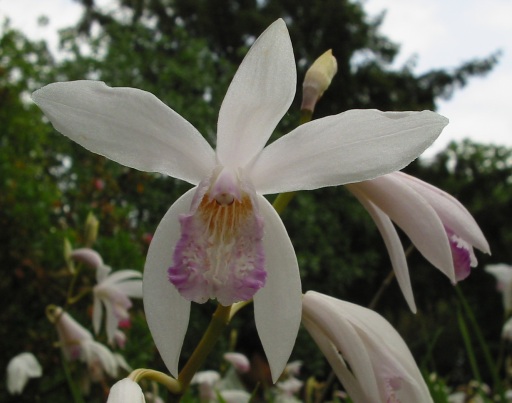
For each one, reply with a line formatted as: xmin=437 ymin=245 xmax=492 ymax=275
xmin=129 ymin=368 xmax=181 ymax=394
xmin=178 ymin=304 xmax=232 ymax=391
xmin=272 ymin=192 xmax=296 ymax=215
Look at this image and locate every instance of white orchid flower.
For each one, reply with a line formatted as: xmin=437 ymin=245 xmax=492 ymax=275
xmin=53 ymin=307 xmax=119 ymax=379
xmin=107 ymin=378 xmax=146 ymax=403
xmin=485 ymin=263 xmax=512 ymax=312
xmin=6 ymin=352 xmax=42 ymax=395
xmin=93 ymin=264 xmax=143 ymax=344
xmin=33 ymin=19 xmax=447 ymax=381
xmin=302 ymin=291 xmax=433 ymax=403
xmin=347 ymin=171 xmax=489 ymax=312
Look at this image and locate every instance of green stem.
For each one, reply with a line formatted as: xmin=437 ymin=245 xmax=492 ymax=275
xmin=129 ymin=368 xmax=181 ymax=394
xmin=177 ymin=304 xmax=232 ymax=391
xmin=455 ymin=286 xmax=505 ymax=399
xmin=272 ymin=192 xmax=296 ymax=215
xmin=61 ymin=351 xmax=85 ymax=403
xmin=270 ymin=108 xmax=314 ymax=215
xmin=456 ymin=307 xmax=486 ymax=399
xmin=299 ymin=109 xmax=313 ymax=125
xmin=229 ymin=300 xmax=252 ymax=320
xmin=65 ymin=267 xmax=82 ymax=307
xmin=67 ymin=287 xmax=92 ymax=305
xmin=368 ymin=244 xmax=415 ymax=310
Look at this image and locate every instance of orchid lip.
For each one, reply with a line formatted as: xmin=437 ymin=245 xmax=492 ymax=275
xmin=168 ymin=168 xmax=266 ymax=305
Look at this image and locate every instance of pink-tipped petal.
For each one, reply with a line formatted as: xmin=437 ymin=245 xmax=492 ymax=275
xmin=253 ymin=195 xmax=302 ymax=383
xmin=396 ymin=172 xmax=490 ymax=254
xmin=251 ymin=110 xmax=448 ymax=194
xmin=216 ymin=19 xmax=296 ymax=169
xmin=143 ymin=190 xmax=195 ymax=377
xmin=32 ymin=81 xmax=216 ymax=185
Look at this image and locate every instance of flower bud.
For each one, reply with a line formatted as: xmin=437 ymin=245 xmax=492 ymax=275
xmin=63 ymin=238 xmax=75 ymax=274
xmin=84 ymin=212 xmax=99 ymax=247
xmin=301 ymin=49 xmax=338 ymax=112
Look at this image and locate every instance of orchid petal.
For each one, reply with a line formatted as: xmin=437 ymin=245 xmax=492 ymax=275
xmin=348 ymin=184 xmax=416 ymax=313
xmin=216 ymin=19 xmax=296 ymax=169
xmin=485 ymin=264 xmax=512 ymax=311
xmin=32 ymin=81 xmax=216 ymax=185
xmin=102 ymin=270 xmax=142 ymax=285
xmin=301 ymin=316 xmax=371 ymax=402
xmin=397 ymin=172 xmax=490 ymax=254
xmin=250 ymin=110 xmax=448 ymax=194
xmin=114 ymin=280 xmax=143 ymax=298
xmin=107 ymin=378 xmax=146 ymax=403
xmin=353 ymin=174 xmax=456 ymax=282
xmin=84 ymin=340 xmax=118 ymax=377
xmin=105 ymin=300 xmax=122 ymax=343
xmin=303 ymin=292 xmax=432 ymax=403
xmin=70 ymin=248 xmax=103 ymax=269
xmin=143 ymin=190 xmax=195 ymax=377
xmin=96 ymin=265 xmax=112 ymax=283
xmin=253 ymin=195 xmax=302 ymax=383
xmin=7 ymin=353 xmax=43 ymax=395
xmin=302 ymin=295 xmax=381 ymax=402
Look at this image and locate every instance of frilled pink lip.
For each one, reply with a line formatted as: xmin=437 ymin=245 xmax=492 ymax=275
xmin=169 ymin=183 xmax=266 ymax=306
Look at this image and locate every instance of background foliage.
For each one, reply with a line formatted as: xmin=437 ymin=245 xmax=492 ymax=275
xmin=0 ymin=0 xmax=508 ymax=401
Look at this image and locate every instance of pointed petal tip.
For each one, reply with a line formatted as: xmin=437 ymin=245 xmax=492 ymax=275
xmin=254 ymin=196 xmax=302 ymax=383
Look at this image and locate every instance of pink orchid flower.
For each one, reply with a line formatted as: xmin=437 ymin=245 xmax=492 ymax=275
xmin=347 ymin=171 xmax=489 ymax=312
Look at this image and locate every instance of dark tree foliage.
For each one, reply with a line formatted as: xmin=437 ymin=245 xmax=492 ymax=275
xmin=0 ymin=0 xmax=505 ymax=400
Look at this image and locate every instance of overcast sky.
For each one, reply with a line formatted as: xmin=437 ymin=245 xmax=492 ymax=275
xmin=1 ymin=0 xmax=511 ymax=158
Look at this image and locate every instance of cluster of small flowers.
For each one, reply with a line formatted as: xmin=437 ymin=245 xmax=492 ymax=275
xmin=6 ymin=219 xmax=142 ymax=396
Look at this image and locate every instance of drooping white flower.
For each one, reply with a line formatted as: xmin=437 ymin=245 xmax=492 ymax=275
xmin=33 ymin=19 xmax=447 ymax=381
xmin=52 ymin=307 xmax=119 ymax=379
xmin=92 ymin=264 xmax=143 ymax=344
xmin=485 ymin=264 xmax=512 ymax=312
xmin=302 ymin=291 xmax=433 ymax=403
xmin=347 ymin=171 xmax=489 ymax=312
xmin=107 ymin=378 xmax=146 ymax=403
xmin=6 ymin=352 xmax=42 ymax=395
